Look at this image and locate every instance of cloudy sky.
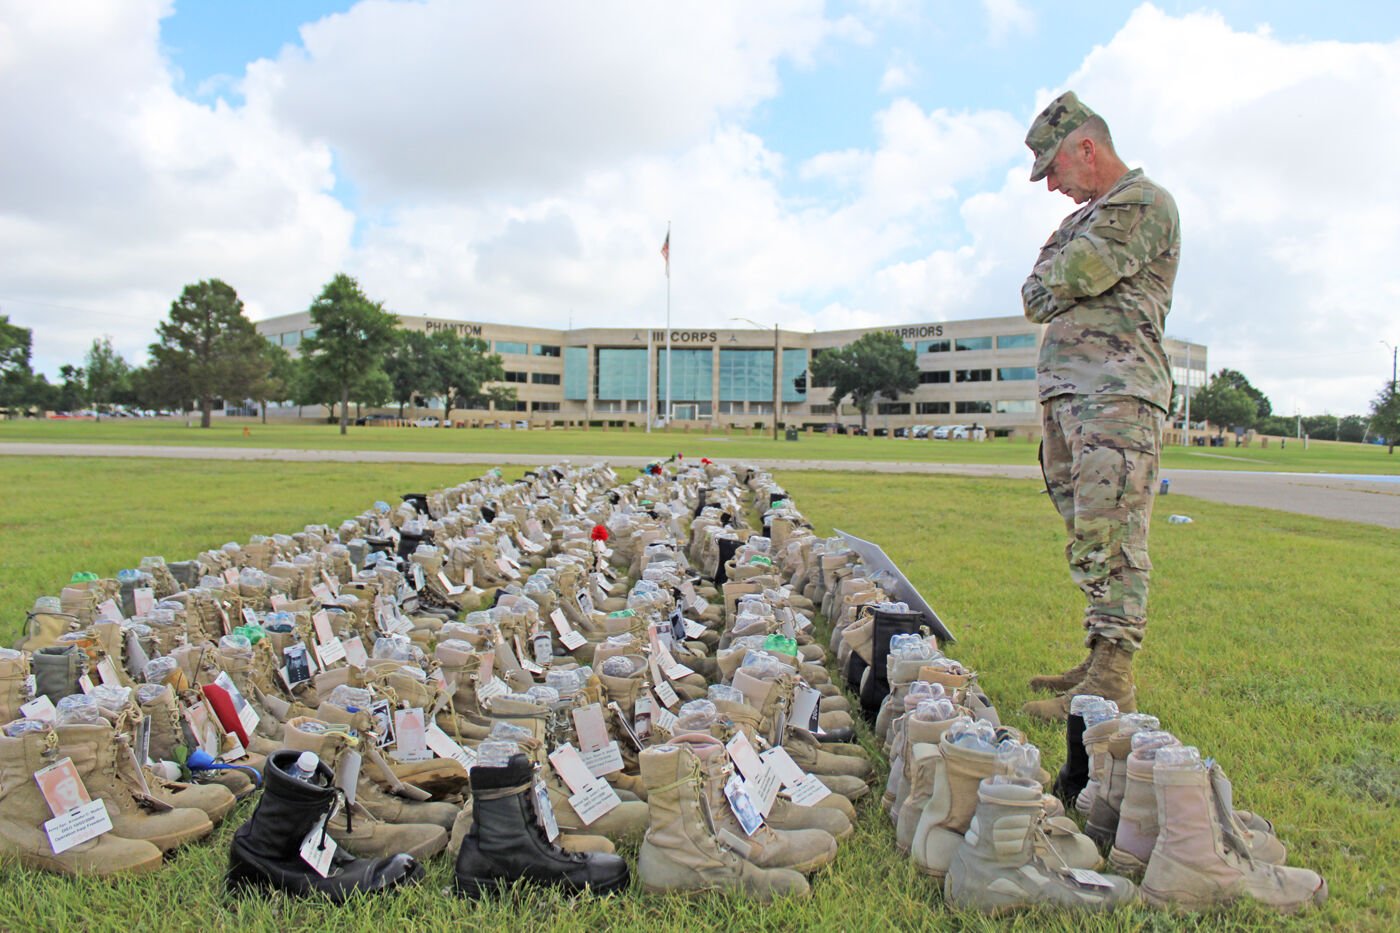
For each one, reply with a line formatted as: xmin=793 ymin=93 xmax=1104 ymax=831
xmin=2 ymin=0 xmax=1397 ymax=414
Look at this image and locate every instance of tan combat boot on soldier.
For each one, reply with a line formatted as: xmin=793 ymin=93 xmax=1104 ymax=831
xmin=944 ymin=777 xmax=1138 ymax=913
xmin=0 ymin=724 xmax=164 ymax=876
xmin=1141 ymin=752 xmax=1325 ymax=913
xmin=1023 ymin=637 xmax=1137 ymax=722
xmin=636 ymin=741 xmax=810 ymax=901
xmin=1027 ymin=635 xmax=1095 ymax=693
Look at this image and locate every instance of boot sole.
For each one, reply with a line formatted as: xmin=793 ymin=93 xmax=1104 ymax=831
xmin=456 ymin=874 xmax=629 ymax=899
xmin=1141 ymin=878 xmax=1327 ymax=914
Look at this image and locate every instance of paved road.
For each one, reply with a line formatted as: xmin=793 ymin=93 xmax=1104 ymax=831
xmin=3 ymin=442 xmax=1397 ymax=529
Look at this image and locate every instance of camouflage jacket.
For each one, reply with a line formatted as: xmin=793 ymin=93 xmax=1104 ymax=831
xmin=1022 ymin=168 xmax=1180 ymax=411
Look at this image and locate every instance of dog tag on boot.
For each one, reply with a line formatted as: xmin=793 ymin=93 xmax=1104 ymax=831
xmin=299 ymin=812 xmax=339 ymax=878
xmin=532 ymin=780 xmax=560 ymax=842
xmin=724 ymin=775 xmax=764 ymax=836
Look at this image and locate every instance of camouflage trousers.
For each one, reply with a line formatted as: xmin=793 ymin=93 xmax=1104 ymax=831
xmin=1040 ymin=395 xmax=1163 ymax=652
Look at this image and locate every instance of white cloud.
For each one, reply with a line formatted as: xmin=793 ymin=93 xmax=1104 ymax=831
xmin=878 ymin=51 xmax=918 ymax=92
xmin=982 ymin=0 xmax=1035 ymax=44
xmin=0 ymin=0 xmax=352 ymax=372
xmin=2 ymin=1 xmax=1396 ymax=416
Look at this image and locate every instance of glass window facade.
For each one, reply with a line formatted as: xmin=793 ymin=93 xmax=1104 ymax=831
xmin=494 ymin=340 xmax=528 ymax=355
xmin=916 ymin=401 xmax=951 ymax=414
xmin=955 ymin=400 xmax=993 ymax=414
xmin=532 ymin=344 xmax=561 ymax=357
xmin=996 ymin=333 xmax=1037 ymax=349
xmin=919 ymin=370 xmax=951 ymax=384
xmin=877 ymin=402 xmax=911 ymax=415
xmin=955 ymin=336 xmax=993 ymax=351
xmin=916 ymin=339 xmax=950 ymax=353
xmin=532 ymin=401 xmax=560 ymax=412
xmin=531 ymin=372 xmax=561 ymax=385
xmin=596 ymin=348 xmax=648 ymax=400
xmin=998 ymin=366 xmax=1036 ymax=381
xmin=956 ymin=369 xmax=992 ymax=383
xmin=782 ymin=348 xmax=808 ymax=402
xmin=719 ymin=349 xmax=774 ymax=402
xmin=503 ymin=371 xmax=527 ymax=383
xmin=656 ymin=349 xmax=712 ymax=402
xmin=563 ymin=347 xmax=589 ymax=400
xmin=996 ymin=399 xmax=1036 ymax=413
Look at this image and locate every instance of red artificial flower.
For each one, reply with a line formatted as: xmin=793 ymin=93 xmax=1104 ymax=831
xmin=700 ymin=457 xmax=713 ymax=465
xmin=591 ymin=524 xmax=609 ymax=542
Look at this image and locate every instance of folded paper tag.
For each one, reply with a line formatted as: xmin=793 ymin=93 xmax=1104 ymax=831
xmin=411 ymin=564 xmax=425 ymax=592
xmin=312 ymin=610 xmax=334 ymax=645
xmin=391 ymin=708 xmax=431 ymax=762
xmin=96 ymin=599 xmax=123 ymax=622
xmin=315 ymin=637 xmax=346 ymax=668
xmin=342 ymin=637 xmax=368 ymax=668
xmin=132 ymin=587 xmax=155 ymax=616
xmin=437 ymin=572 xmax=466 ymax=597
xmin=533 ymin=780 xmax=560 ymax=842
xmin=572 ymin=703 xmax=611 ymax=752
xmin=299 ymin=812 xmax=339 ymax=877
xmin=44 ymin=798 xmax=112 ymax=855
xmin=20 ymin=695 xmax=56 ymax=723
xmin=425 ymin=724 xmax=477 ymax=771
xmin=476 ymin=676 xmax=509 ymax=703
xmin=682 ymin=619 xmax=708 ymax=640
xmin=653 ymin=706 xmax=678 ymax=734
xmin=724 ymin=774 xmax=764 ymax=835
xmin=214 ymin=672 xmax=261 ymax=736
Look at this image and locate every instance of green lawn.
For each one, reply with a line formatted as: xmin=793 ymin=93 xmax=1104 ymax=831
xmin=3 ymin=417 xmax=1398 ymax=475
xmin=0 ymin=457 xmax=1394 ymax=931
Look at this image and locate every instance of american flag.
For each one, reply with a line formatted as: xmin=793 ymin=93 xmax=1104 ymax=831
xmin=660 ymin=231 xmax=670 ymax=277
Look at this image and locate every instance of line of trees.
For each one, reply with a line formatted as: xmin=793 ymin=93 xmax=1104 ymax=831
xmin=0 ymin=273 xmax=515 ymax=434
xmin=1186 ymin=367 xmax=1397 ymax=451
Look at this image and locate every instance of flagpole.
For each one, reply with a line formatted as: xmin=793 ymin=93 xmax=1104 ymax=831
xmin=664 ymin=221 xmax=672 ymax=428
xmin=645 ymin=325 xmax=653 ymax=434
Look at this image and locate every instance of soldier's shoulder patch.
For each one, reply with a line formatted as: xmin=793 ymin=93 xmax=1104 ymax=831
xmin=1104 ymin=180 xmax=1156 ymax=207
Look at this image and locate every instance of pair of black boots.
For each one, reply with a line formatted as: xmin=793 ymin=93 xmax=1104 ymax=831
xmin=227 ymin=750 xmax=628 ymax=901
xmin=843 ymin=605 xmax=927 ymax=725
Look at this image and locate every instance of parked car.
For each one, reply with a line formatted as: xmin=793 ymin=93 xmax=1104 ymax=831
xmin=931 ymin=425 xmax=954 ymax=439
xmin=816 ymin=422 xmax=848 ymax=435
xmin=412 ymin=417 xmax=442 ymax=428
xmin=950 ymin=425 xmax=971 ymax=439
xmin=354 ymin=413 xmax=397 ymax=426
xmin=911 ymin=424 xmax=932 ymax=438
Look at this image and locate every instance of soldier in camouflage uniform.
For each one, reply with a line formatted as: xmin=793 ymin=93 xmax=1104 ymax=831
xmin=1018 ymin=92 xmax=1181 ymax=721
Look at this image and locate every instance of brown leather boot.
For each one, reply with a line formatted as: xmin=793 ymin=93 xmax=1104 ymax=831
xmin=1022 ymin=639 xmax=1137 ymax=722
xmin=1027 ymin=644 xmax=1094 ymax=693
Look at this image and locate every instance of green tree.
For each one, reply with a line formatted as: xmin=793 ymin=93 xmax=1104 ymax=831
xmin=250 ymin=343 xmax=297 ymax=424
xmin=84 ymin=337 xmax=131 ymax=420
xmin=1189 ymin=372 xmax=1258 ymax=437
xmin=149 ymin=279 xmax=269 ymax=428
xmin=0 ymin=315 xmax=36 ymax=412
xmin=299 ymin=274 xmax=399 ymax=435
xmin=383 ymin=330 xmax=436 ymax=418
xmin=1213 ymin=367 xmax=1272 ymax=420
xmin=428 ymin=330 xmax=510 ymax=425
xmin=809 ymin=331 xmax=918 ymax=433
xmin=1369 ymin=378 xmax=1400 ymax=454
xmin=57 ymin=364 xmax=86 ymax=412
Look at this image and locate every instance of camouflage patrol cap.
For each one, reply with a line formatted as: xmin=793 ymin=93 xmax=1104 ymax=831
xmin=1026 ymin=91 xmax=1098 ymax=182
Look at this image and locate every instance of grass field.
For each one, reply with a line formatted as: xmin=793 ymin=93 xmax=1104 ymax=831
xmin=3 ymin=417 xmax=1398 ymax=475
xmin=0 ymin=457 xmax=1395 ymax=931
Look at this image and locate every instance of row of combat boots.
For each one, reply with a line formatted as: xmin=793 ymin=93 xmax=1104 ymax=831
xmin=823 ymin=545 xmax=1328 ymax=918
xmin=9 ymin=457 xmax=876 ymax=904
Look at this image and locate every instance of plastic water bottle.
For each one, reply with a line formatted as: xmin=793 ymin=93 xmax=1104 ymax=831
xmin=286 ymin=751 xmax=320 ymax=783
xmin=1167 ymin=515 xmax=1193 ymax=524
